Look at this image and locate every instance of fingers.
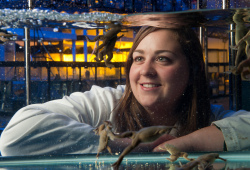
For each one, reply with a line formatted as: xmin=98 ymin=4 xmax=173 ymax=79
xmin=153 ymin=143 xmax=166 ymax=152
xmin=151 ymin=134 xmax=176 ymax=152
xmin=152 ymin=134 xmax=176 ymax=150
xmin=153 ymin=141 xmax=175 ymax=152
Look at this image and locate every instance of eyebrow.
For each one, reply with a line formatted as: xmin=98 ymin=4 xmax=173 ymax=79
xmin=133 ymin=49 xmax=178 ymax=57
xmin=133 ymin=49 xmax=144 ymax=54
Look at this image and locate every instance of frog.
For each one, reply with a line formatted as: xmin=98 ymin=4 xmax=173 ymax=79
xmin=230 ymin=30 xmax=250 ymax=78
xmin=93 ymin=121 xmax=114 ymax=158
xmin=229 ymin=10 xmax=249 ymax=75
xmin=159 ymin=144 xmax=194 ymax=162
xmin=84 ymin=22 xmax=124 ymax=68
xmin=112 ymin=125 xmax=175 ymax=169
xmin=179 ymin=153 xmax=226 ymax=170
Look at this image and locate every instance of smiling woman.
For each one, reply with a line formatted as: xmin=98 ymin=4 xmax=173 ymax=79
xmin=114 ymin=26 xmax=209 ymax=136
xmin=130 ymin=29 xmax=190 ymax=125
xmin=1 ymin=26 xmax=250 ymax=157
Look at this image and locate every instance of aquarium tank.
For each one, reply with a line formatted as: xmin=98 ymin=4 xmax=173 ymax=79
xmin=0 ymin=0 xmax=249 ymax=169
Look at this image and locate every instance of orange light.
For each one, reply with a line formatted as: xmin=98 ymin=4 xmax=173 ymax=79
xmin=76 ymin=54 xmax=85 ymax=62
xmin=63 ymin=54 xmax=73 ymax=61
xmin=115 ymin=41 xmax=133 ymax=49
xmin=45 ymin=53 xmax=62 ymax=61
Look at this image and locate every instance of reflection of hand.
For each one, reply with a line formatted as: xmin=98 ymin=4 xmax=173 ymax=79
xmin=236 ymin=58 xmax=250 ymax=79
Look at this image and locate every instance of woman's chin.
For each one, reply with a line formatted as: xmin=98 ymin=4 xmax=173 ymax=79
xmin=141 ymin=102 xmax=159 ymax=111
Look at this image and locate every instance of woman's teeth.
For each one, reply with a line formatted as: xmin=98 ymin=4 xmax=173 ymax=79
xmin=142 ymin=84 xmax=159 ymax=88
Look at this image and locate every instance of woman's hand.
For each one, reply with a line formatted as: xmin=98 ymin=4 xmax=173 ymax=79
xmin=108 ymin=125 xmax=224 ymax=154
xmin=150 ymin=134 xmax=177 ymax=150
xmin=153 ymin=125 xmax=225 ymax=152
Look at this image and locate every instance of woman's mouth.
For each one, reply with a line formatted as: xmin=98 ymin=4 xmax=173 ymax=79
xmin=141 ymin=83 xmax=161 ymax=88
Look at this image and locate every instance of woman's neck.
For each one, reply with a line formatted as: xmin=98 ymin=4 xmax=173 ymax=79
xmin=145 ymin=106 xmax=178 ymax=126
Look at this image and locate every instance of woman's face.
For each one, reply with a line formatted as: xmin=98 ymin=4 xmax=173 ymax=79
xmin=129 ymin=29 xmax=190 ymax=112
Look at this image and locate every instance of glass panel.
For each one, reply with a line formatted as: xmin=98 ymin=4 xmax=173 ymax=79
xmin=0 ymin=152 xmax=249 ymax=169
xmin=0 ymin=1 xmax=250 ymax=167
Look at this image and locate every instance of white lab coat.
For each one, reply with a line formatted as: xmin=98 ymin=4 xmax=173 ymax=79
xmin=0 ymin=85 xmax=249 ymax=156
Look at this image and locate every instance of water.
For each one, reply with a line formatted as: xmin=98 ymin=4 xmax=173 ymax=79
xmin=0 ymin=9 xmax=124 ymax=29
xmin=0 ymin=8 xmax=249 ymax=30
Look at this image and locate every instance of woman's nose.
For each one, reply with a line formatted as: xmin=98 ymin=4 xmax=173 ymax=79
xmin=140 ymin=61 xmax=157 ymax=77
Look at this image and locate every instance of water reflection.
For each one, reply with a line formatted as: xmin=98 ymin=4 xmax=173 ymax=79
xmin=123 ymin=9 xmax=225 ymax=28
xmin=0 ymin=8 xmax=249 ymax=30
xmin=122 ymin=8 xmax=250 ymax=29
xmin=0 ymin=9 xmax=124 ymax=29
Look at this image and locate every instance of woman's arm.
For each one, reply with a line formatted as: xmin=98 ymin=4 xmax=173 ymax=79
xmin=0 ymin=85 xmax=125 ymax=156
xmin=153 ymin=125 xmax=224 ymax=152
xmin=154 ymin=109 xmax=250 ymax=152
xmin=0 ymin=110 xmax=100 ymax=156
xmin=212 ymin=110 xmax=250 ymax=151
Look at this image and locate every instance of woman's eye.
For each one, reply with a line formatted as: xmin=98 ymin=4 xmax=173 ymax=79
xmin=156 ymin=57 xmax=170 ymax=62
xmin=134 ymin=57 xmax=143 ymax=62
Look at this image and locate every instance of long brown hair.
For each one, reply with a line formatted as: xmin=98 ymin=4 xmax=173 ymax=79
xmin=114 ymin=26 xmax=210 ymax=136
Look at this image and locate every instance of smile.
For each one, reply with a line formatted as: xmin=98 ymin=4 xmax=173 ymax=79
xmin=141 ymin=84 xmax=161 ymax=88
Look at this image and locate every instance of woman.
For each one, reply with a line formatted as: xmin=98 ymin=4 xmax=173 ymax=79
xmin=114 ymin=26 xmax=210 ymax=135
xmin=0 ymin=26 xmax=249 ymax=156
xmin=111 ymin=26 xmax=224 ymax=152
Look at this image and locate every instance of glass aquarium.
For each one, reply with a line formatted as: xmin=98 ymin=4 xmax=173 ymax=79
xmin=0 ymin=0 xmax=250 ymax=169
xmin=0 ymin=152 xmax=250 ymax=169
